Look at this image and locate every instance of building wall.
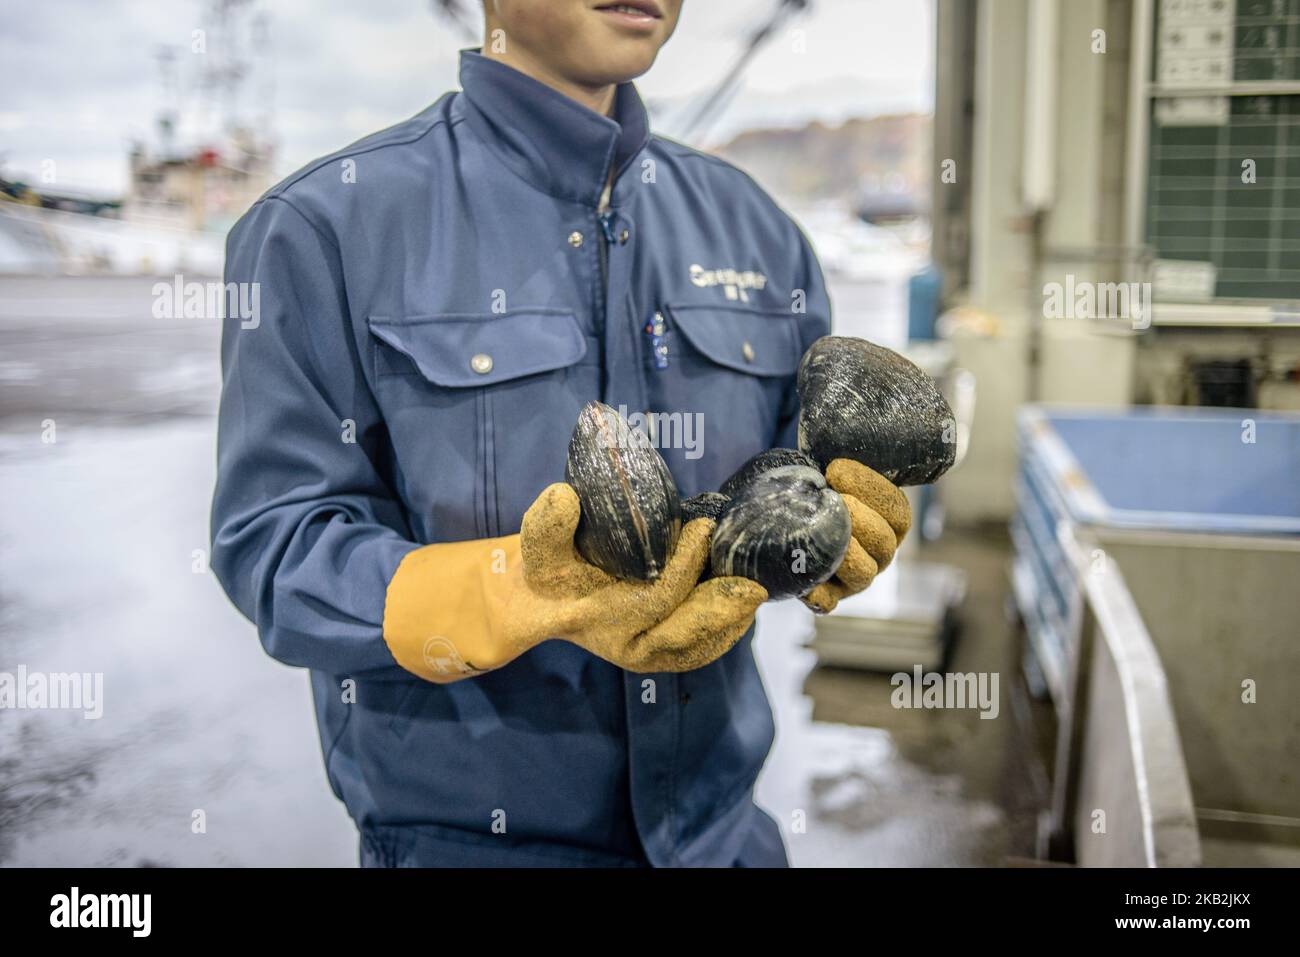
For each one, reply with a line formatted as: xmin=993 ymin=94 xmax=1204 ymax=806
xmin=941 ymin=0 xmax=1299 ymax=522
xmin=943 ymin=0 xmax=1032 ymax=521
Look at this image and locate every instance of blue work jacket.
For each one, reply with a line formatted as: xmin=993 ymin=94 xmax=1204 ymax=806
xmin=211 ymin=50 xmax=831 ymax=867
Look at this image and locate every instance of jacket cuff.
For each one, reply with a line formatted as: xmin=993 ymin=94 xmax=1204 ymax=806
xmin=381 ymin=534 xmax=523 ymax=683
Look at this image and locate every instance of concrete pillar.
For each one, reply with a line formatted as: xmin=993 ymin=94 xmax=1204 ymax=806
xmin=944 ymin=0 xmax=1033 ymax=522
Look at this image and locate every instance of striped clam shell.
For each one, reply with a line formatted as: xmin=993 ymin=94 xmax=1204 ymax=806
xmin=565 ymin=401 xmax=681 ymax=581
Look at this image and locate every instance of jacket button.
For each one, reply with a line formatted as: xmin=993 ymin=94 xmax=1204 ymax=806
xmin=470 ymin=353 xmax=494 ymax=374
xmin=742 ymin=341 xmax=755 ymax=363
xmin=619 ymin=228 xmax=630 ymax=244
xmin=568 ymin=231 xmax=584 ymax=248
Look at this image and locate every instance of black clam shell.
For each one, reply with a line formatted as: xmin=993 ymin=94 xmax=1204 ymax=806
xmin=682 ymin=492 xmax=730 ymax=523
xmin=682 ymin=492 xmax=730 ymax=585
xmin=710 ymin=465 xmax=852 ymax=600
xmin=566 ymin=401 xmax=682 ymax=581
xmin=796 ymin=335 xmax=956 ymax=486
xmin=719 ymin=447 xmax=820 ymax=499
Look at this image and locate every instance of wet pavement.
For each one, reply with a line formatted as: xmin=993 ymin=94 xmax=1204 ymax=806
xmin=0 ymin=276 xmax=1044 ymax=866
xmin=0 ymin=278 xmax=357 ymax=865
xmin=755 ymin=529 xmax=1047 ymax=867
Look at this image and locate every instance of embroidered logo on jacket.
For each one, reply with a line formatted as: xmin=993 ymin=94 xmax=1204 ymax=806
xmin=689 ymin=263 xmax=768 ymax=302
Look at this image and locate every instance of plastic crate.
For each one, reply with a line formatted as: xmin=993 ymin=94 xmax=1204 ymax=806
xmin=1014 ymin=407 xmax=1300 ymax=849
xmin=1023 ymin=407 xmax=1300 ymax=536
xmin=1012 ymin=405 xmax=1300 ymax=705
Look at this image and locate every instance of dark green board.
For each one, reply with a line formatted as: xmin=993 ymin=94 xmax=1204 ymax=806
xmin=1147 ymin=0 xmax=1300 ymax=301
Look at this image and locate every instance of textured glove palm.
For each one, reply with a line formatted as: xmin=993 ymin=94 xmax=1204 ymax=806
xmin=801 ymin=459 xmax=912 ymax=614
xmin=383 ymin=483 xmax=768 ymax=681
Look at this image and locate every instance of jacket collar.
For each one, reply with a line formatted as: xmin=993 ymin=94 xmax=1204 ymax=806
xmin=457 ymin=49 xmax=650 ymax=208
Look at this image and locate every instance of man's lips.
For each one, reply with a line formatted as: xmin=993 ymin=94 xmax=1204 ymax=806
xmin=594 ymin=1 xmax=664 ymax=25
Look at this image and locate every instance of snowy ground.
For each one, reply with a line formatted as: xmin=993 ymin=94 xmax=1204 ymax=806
xmin=0 ymin=277 xmax=356 ymax=865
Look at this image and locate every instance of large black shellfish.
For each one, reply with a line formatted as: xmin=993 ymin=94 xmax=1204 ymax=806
xmin=565 ymin=401 xmax=682 ymax=581
xmin=718 ymin=447 xmax=820 ymax=499
xmin=681 ymin=491 xmax=730 ymax=523
xmin=796 ymin=335 xmax=955 ymax=486
xmin=710 ymin=465 xmax=851 ymax=600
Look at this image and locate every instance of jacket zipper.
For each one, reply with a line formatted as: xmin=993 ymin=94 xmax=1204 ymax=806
xmin=595 ymin=180 xmax=615 ymax=396
xmin=596 ymin=208 xmax=616 ymax=335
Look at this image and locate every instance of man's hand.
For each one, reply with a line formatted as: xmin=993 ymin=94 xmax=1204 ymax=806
xmin=383 ymin=483 xmax=767 ymax=682
xmin=507 ymin=483 xmax=768 ymax=672
xmin=801 ymin=460 xmax=911 ymax=615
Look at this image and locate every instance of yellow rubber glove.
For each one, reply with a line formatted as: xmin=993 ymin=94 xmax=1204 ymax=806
xmin=801 ymin=459 xmax=912 ymax=615
xmin=382 ymin=483 xmax=768 ymax=682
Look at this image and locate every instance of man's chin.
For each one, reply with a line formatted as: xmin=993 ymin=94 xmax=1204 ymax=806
xmin=578 ymin=50 xmax=660 ymax=86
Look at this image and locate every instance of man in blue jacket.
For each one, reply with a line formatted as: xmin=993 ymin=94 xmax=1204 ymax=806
xmin=211 ymin=0 xmax=909 ymax=867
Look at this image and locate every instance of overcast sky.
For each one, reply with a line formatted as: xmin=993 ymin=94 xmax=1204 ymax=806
xmin=0 ymin=0 xmax=933 ymax=197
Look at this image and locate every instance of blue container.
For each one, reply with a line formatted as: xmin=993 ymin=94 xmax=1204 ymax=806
xmin=1011 ymin=405 xmax=1300 ymax=703
xmin=1020 ymin=406 xmax=1300 ymax=536
xmin=907 ymin=263 xmax=942 ymax=342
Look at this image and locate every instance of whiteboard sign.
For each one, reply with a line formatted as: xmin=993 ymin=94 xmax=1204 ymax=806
xmin=1157 ymin=0 xmax=1234 ymax=88
xmin=1153 ymin=258 xmax=1217 ymax=301
xmin=1155 ymin=95 xmax=1229 ymax=126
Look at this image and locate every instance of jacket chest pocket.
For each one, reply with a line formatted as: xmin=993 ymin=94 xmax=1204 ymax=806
xmin=647 ymin=302 xmax=805 ymax=494
xmin=367 ymin=309 xmax=599 ymax=542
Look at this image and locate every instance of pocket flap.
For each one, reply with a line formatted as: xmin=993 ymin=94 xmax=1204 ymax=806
xmin=664 ymin=303 xmax=802 ymax=377
xmin=368 ymin=309 xmax=587 ymax=386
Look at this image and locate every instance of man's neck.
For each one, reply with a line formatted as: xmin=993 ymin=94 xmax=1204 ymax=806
xmin=480 ymin=42 xmax=617 ymax=117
